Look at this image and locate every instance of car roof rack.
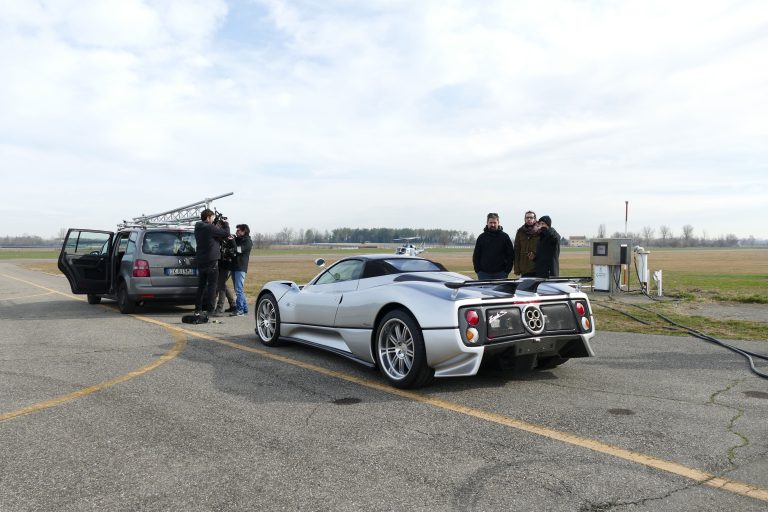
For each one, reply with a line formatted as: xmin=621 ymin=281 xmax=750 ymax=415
xmin=117 ymin=192 xmax=233 ymax=229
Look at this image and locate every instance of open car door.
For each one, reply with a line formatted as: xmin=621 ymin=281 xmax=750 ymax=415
xmin=58 ymin=229 xmax=114 ymax=294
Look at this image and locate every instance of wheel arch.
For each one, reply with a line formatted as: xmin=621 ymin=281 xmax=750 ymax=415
xmin=370 ymin=302 xmax=419 ymax=362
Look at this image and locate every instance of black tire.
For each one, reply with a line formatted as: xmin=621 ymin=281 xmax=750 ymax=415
xmin=375 ymin=310 xmax=433 ymax=389
xmin=117 ymin=282 xmax=137 ymax=314
xmin=255 ymin=293 xmax=281 ymax=346
xmin=87 ymin=294 xmax=102 ymax=305
xmin=537 ymin=356 xmax=570 ymax=370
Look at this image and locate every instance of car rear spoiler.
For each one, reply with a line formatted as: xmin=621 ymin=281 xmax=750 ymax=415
xmin=445 ymin=276 xmax=592 ymax=293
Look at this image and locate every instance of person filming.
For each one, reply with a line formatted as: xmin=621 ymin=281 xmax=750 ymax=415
xmin=194 ymin=209 xmax=230 ymax=317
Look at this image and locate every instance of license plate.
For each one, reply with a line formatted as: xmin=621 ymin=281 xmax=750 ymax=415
xmin=164 ymin=268 xmax=197 ymax=276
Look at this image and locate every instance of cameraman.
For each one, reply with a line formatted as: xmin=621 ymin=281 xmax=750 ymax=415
xmin=194 ymin=208 xmax=231 ymax=317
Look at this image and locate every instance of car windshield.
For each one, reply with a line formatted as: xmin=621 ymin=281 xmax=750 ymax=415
xmin=383 ymin=258 xmax=445 ymax=272
xmin=142 ymin=231 xmax=196 ymax=256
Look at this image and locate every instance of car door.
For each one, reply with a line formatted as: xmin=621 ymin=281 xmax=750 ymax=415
xmin=58 ymin=229 xmax=114 ymax=294
xmin=288 ymin=259 xmax=364 ymax=328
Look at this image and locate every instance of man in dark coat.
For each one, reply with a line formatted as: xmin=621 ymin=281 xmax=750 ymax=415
xmin=534 ymin=215 xmax=560 ymax=278
xmin=194 ymin=209 xmax=230 ymax=316
xmin=472 ymin=212 xmax=514 ymax=280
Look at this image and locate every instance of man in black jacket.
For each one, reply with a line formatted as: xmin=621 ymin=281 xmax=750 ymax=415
xmin=194 ymin=209 xmax=230 ymax=316
xmin=229 ymin=223 xmax=253 ymax=316
xmin=534 ymin=215 xmax=560 ymax=278
xmin=472 ymin=212 xmax=514 ymax=280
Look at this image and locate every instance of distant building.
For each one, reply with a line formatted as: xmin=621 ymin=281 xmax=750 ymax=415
xmin=568 ymin=235 xmax=588 ymax=247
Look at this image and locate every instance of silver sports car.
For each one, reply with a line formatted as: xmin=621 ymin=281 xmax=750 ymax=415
xmin=254 ymin=254 xmax=596 ymax=388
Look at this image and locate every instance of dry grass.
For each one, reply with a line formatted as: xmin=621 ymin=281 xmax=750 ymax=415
xmin=15 ymin=248 xmax=768 ymax=340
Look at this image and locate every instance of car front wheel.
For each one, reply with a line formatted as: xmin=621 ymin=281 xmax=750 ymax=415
xmin=255 ymin=293 xmax=281 ymax=346
xmin=375 ymin=310 xmax=433 ymax=389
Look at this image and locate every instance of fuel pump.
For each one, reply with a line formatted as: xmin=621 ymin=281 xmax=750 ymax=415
xmin=590 ymin=238 xmax=632 ymax=295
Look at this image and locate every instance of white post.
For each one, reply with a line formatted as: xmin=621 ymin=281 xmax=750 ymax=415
xmin=653 ymin=270 xmax=663 ymax=297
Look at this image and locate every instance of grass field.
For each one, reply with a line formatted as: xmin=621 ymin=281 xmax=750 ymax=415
xmin=7 ymin=247 xmax=767 ymax=341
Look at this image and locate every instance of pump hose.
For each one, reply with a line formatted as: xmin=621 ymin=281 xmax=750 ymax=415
xmin=592 ymin=300 xmax=768 ymax=380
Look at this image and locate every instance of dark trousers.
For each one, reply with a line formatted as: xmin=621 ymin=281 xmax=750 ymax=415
xmin=195 ymin=261 xmax=219 ymax=313
xmin=476 ymin=271 xmax=508 ymax=280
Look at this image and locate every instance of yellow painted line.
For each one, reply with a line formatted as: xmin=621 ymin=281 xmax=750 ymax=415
xmin=3 ymin=270 xmax=768 ymax=503
xmin=0 ymin=273 xmax=87 ymax=302
xmin=0 ymin=330 xmax=186 ymax=423
xmin=164 ymin=325 xmax=768 ymax=504
xmin=0 ymin=291 xmax=55 ymax=302
xmin=0 ymin=272 xmax=187 ymax=423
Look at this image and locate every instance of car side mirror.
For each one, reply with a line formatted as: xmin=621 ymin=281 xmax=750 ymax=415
xmin=314 ymin=258 xmax=326 ymax=267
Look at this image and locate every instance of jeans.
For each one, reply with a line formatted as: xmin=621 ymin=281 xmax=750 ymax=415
xmin=476 ymin=271 xmax=508 ymax=280
xmin=232 ymin=271 xmax=247 ymax=313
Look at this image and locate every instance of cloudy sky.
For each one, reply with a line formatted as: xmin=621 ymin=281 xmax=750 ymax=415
xmin=1 ymin=0 xmax=766 ymax=240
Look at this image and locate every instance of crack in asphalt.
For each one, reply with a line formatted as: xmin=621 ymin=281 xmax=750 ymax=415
xmin=540 ymin=379 xmax=706 ymax=405
xmin=579 ymin=479 xmax=706 ymax=511
xmin=708 ymin=379 xmax=750 ymax=465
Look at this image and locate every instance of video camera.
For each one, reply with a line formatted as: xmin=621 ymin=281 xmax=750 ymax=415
xmin=213 ymin=209 xmax=237 ymax=262
xmin=213 ymin=209 xmax=228 ymax=227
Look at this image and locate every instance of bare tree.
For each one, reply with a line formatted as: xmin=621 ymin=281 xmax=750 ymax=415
xmin=681 ymin=224 xmax=694 ymax=246
xmin=641 ymin=226 xmax=655 ymax=246
xmin=597 ymin=224 xmax=606 ymax=238
xmin=278 ymin=227 xmax=294 ymax=245
xmin=251 ymin=232 xmax=272 ymax=249
xmin=659 ymin=225 xmax=671 ymax=246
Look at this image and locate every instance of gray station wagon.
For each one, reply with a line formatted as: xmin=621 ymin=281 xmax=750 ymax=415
xmin=58 ymin=227 xmax=199 ymax=313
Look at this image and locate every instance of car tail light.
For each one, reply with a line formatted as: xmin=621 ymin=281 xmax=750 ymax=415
xmin=465 ymin=309 xmax=479 ymax=326
xmin=465 ymin=327 xmax=479 ymax=343
xmin=574 ymin=301 xmax=591 ymax=330
xmin=133 ymin=259 xmax=150 ymax=277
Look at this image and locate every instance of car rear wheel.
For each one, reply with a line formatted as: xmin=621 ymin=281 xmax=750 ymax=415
xmin=117 ymin=282 xmax=136 ymax=314
xmin=375 ymin=310 xmax=433 ymax=389
xmin=255 ymin=293 xmax=281 ymax=346
xmin=87 ymin=294 xmax=102 ymax=305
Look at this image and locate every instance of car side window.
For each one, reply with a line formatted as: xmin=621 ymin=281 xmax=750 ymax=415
xmin=141 ymin=231 xmax=194 ymax=256
xmin=65 ymin=231 xmax=111 ymax=255
xmin=126 ymin=234 xmax=137 ymax=256
xmin=116 ymin=236 xmax=130 ymax=255
xmin=315 ymin=260 xmax=364 ymax=285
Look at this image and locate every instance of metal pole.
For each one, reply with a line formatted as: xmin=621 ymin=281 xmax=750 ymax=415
xmin=624 ymin=200 xmax=628 ymax=237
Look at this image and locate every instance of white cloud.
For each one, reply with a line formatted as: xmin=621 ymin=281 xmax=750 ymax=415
xmin=0 ymin=0 xmax=766 ymax=239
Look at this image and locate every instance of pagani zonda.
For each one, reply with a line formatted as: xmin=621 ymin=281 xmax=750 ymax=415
xmin=254 ymin=255 xmax=595 ymax=388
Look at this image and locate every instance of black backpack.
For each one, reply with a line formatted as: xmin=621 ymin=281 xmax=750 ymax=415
xmin=182 ymin=312 xmax=208 ymax=324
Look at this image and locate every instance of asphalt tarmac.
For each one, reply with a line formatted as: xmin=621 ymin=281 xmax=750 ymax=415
xmin=1 ymin=262 xmax=767 ymax=511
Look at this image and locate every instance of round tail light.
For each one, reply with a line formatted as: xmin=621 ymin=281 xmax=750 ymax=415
xmin=465 ymin=309 xmax=479 ymax=326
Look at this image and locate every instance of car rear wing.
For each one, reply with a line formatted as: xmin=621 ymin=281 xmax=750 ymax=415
xmin=445 ymin=276 xmax=592 ymax=293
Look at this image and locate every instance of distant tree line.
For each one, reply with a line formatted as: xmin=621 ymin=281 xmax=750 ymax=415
xmin=0 ymin=235 xmax=54 ymax=247
xmin=2 ymin=226 xmax=765 ymax=249
xmin=595 ymin=224 xmax=764 ymax=247
xmin=252 ymin=227 xmax=477 ymax=249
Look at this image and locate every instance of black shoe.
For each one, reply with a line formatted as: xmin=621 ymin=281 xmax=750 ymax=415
xmin=224 ymin=306 xmax=236 ymax=313
xmin=210 ymin=311 xmax=223 ymax=318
